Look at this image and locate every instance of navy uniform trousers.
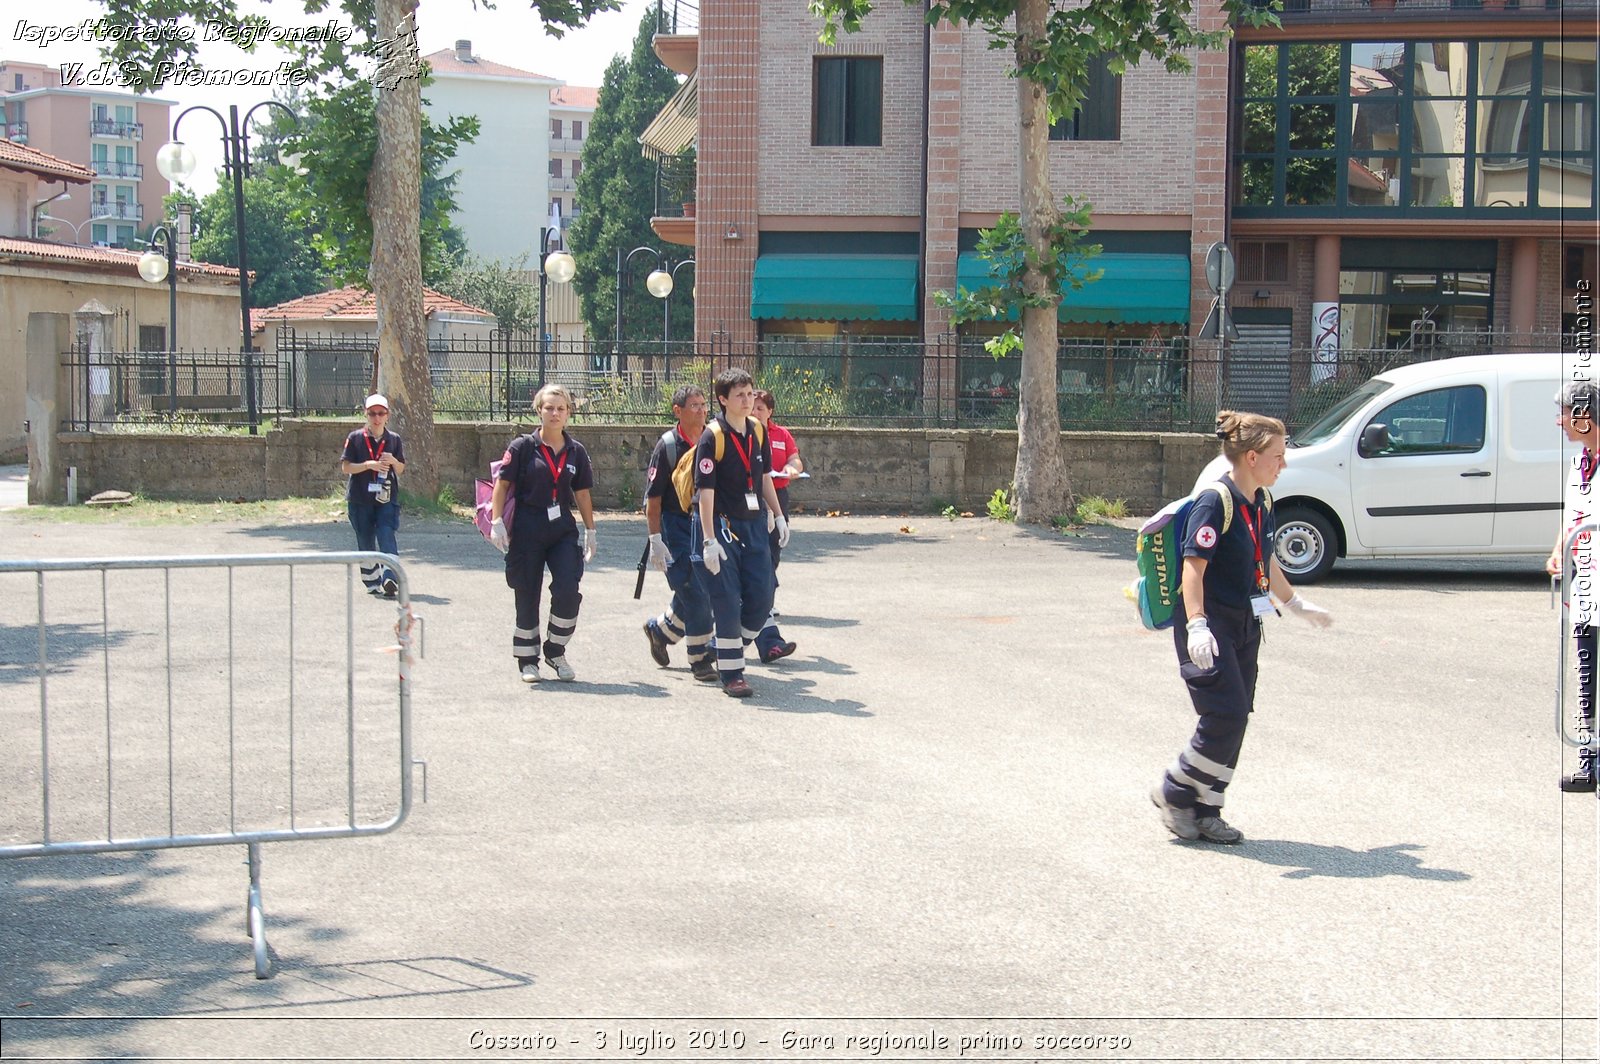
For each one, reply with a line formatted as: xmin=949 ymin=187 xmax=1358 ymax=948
xmin=692 ymin=513 xmax=774 ymax=681
xmin=507 ymin=522 xmax=584 ymax=667
xmin=654 ymin=510 xmax=713 ymax=664
xmin=1160 ymin=599 xmax=1261 ymax=818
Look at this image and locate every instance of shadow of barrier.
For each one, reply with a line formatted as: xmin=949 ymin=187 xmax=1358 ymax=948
xmin=0 ymin=552 xmax=427 ymax=979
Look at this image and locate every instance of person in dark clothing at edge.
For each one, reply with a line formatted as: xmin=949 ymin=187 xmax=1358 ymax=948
xmin=489 ymin=384 xmax=597 ymax=685
xmin=339 ymin=393 xmax=406 ymax=597
xmin=642 ymin=385 xmax=718 ymax=683
xmin=693 ymin=369 xmax=788 ymax=698
xmin=1151 ymin=410 xmax=1333 ymax=844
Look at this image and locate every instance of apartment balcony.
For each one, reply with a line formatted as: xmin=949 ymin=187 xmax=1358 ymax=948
xmin=652 ymin=0 xmax=698 ymax=75
xmin=93 ymin=160 xmax=144 ymax=180
xmin=550 ymin=176 xmax=578 ymax=192
xmin=1248 ymin=0 xmax=1592 ymax=25
xmin=550 ymin=136 xmax=585 ymax=153
xmin=650 ymin=151 xmax=695 ymax=247
xmin=90 ymin=119 xmax=143 ymax=140
xmin=5 ymin=121 xmax=27 ymax=142
xmin=89 ymin=200 xmax=144 ymax=222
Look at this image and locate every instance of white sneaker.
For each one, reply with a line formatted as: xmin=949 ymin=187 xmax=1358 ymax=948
xmin=520 ymin=664 xmax=540 ymax=684
xmin=547 ymin=655 xmax=576 ymax=681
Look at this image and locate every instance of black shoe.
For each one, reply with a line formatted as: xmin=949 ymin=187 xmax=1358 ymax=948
xmin=761 ymin=641 xmax=797 ymax=664
xmin=723 ymin=677 xmax=754 ymax=698
xmin=691 ymin=658 xmax=719 ymax=683
xmin=644 ymin=620 xmax=671 ymax=667
xmin=381 ymin=577 xmax=398 ymax=599
xmin=1559 ymin=770 xmax=1597 ymax=792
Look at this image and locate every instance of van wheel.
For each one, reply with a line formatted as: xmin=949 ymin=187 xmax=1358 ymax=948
xmin=1274 ymin=506 xmax=1337 ymax=583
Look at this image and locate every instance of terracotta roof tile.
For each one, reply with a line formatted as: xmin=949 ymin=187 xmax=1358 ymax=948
xmin=0 ymin=236 xmax=240 ymax=278
xmin=255 ymin=285 xmax=494 ymax=328
xmin=550 ymin=85 xmax=598 ymax=109
xmin=0 ymin=138 xmax=95 ymax=183
xmin=422 ymin=49 xmax=555 ymax=81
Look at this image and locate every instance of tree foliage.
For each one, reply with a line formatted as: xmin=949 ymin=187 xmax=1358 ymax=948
xmin=440 ymin=255 xmax=538 ymax=334
xmin=568 ymin=9 xmax=693 ymax=348
xmin=164 ymin=166 xmax=328 ymax=309
xmin=810 ymin=0 xmax=1277 ymax=522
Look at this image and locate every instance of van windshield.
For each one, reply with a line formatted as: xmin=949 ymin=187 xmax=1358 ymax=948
xmin=1292 ymin=378 xmax=1394 ymax=447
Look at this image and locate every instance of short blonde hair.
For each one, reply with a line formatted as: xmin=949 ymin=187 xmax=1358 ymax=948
xmin=1215 ymin=409 xmax=1286 ymax=462
xmin=532 ymin=384 xmax=574 ymax=413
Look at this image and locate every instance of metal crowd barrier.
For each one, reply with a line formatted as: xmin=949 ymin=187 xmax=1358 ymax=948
xmin=0 ymin=552 xmax=426 ymax=979
xmin=1555 ymin=523 xmax=1599 ymax=752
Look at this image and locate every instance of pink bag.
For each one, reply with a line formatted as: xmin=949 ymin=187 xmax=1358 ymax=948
xmin=473 ymin=459 xmax=513 ymax=543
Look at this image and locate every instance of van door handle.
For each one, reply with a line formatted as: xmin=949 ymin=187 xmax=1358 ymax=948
xmin=1461 ymin=470 xmax=1492 ymax=477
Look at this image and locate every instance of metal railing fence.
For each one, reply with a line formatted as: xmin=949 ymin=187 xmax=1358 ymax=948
xmin=0 ymin=552 xmax=426 ymax=978
xmin=60 ymin=330 xmax=1577 ymax=432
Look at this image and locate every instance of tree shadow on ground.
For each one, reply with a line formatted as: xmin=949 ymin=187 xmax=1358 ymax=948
xmin=0 ymin=851 xmax=531 ymax=1058
xmin=0 ymin=622 xmax=133 ymax=686
xmin=771 ymin=615 xmax=861 ymax=630
xmin=1189 ymin=839 xmax=1471 ymax=881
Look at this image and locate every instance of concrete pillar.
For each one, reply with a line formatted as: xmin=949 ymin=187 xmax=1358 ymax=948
xmin=1313 ymin=235 xmax=1341 ymax=304
xmin=74 ymin=299 xmax=116 ymax=429
xmin=25 ymin=312 xmax=70 ymax=504
xmin=1509 ymin=236 xmax=1539 ymax=337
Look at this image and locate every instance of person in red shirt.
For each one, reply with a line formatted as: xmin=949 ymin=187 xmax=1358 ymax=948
xmin=752 ymin=389 xmax=801 ymax=663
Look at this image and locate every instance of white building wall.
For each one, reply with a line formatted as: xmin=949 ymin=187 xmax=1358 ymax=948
xmin=425 ymin=73 xmax=558 ymax=263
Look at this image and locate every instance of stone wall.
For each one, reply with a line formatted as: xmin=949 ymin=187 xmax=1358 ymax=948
xmin=53 ymin=421 xmax=1218 ymax=515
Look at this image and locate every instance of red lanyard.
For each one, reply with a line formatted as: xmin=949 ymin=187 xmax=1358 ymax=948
xmin=1239 ymin=503 xmax=1269 ymax=593
xmin=725 ymin=422 xmax=755 ymax=492
xmin=363 ymin=432 xmax=386 ymax=463
xmin=539 ymin=441 xmax=568 ymax=505
xmin=675 ymin=427 xmax=697 ymax=453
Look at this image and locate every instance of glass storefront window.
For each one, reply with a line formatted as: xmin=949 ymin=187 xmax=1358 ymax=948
xmin=1474 ymin=155 xmax=1531 ymax=207
xmin=1544 ymin=99 xmax=1595 ymax=153
xmin=1285 ymin=156 xmax=1337 ymax=204
xmin=1478 ymin=44 xmax=1534 ymax=96
xmin=1242 ymin=102 xmax=1275 ymax=152
xmin=1351 ymin=97 xmax=1400 ymax=152
xmin=1287 ymin=43 xmax=1339 ymax=96
xmin=1289 ymin=103 xmax=1336 ymax=149
xmin=1413 ymin=100 xmax=1470 ymax=155
xmin=1237 ymin=159 xmax=1276 ymax=206
xmin=1479 ymin=98 xmax=1532 ymax=154
xmin=1539 ymin=158 xmax=1595 ymax=208
xmin=1413 ymin=42 xmax=1469 ymax=96
xmin=1408 ymin=157 xmax=1465 ymax=206
xmin=1347 ymin=156 xmax=1400 ymax=206
xmin=1243 ymin=44 xmax=1276 ymax=98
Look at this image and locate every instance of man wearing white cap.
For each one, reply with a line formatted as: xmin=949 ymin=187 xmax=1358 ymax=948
xmin=339 ymin=394 xmax=407 ymax=597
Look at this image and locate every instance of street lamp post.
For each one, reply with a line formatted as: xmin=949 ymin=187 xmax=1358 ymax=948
xmin=137 ymin=225 xmax=179 ymax=413
xmin=36 ymin=214 xmax=92 ymax=244
xmin=538 ymin=226 xmax=576 ymax=391
xmin=646 ymin=258 xmax=695 ymax=379
xmin=157 ymin=101 xmax=298 ymax=435
xmin=616 ymin=245 xmax=666 ymax=377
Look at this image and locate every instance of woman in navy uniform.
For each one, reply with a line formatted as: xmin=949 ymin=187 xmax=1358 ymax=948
xmin=1151 ymin=410 xmax=1332 ymax=843
xmin=694 ymin=369 xmax=788 ymax=698
xmin=642 ymin=384 xmax=718 ymax=682
xmin=489 ymin=384 xmax=597 ymax=684
xmin=339 ymin=393 xmax=406 ymax=597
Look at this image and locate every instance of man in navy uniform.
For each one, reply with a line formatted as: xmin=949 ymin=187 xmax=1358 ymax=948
xmin=643 ymin=385 xmax=717 ymax=682
xmin=693 ymin=369 xmax=788 ymax=698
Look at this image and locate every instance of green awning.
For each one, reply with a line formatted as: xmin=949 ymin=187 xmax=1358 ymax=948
xmin=750 ymin=254 xmax=919 ymax=322
xmin=954 ymin=251 xmax=1191 ymax=325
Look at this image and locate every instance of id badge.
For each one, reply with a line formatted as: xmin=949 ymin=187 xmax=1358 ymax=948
xmin=745 ymin=492 xmax=760 ymax=512
xmin=1251 ymin=594 xmax=1276 ymax=618
xmin=367 ymin=480 xmax=382 ymax=493
xmin=547 ymin=503 xmax=562 ymax=520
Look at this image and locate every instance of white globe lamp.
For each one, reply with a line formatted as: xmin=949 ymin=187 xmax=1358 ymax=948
xmin=645 ymin=268 xmax=674 ymax=299
xmin=544 ymin=248 xmax=576 ymax=284
xmin=138 ymin=249 xmax=169 ymax=284
xmin=155 ymin=141 xmax=197 ymax=184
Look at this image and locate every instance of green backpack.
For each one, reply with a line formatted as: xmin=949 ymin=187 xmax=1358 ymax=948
xmin=1127 ymin=483 xmax=1266 ymax=630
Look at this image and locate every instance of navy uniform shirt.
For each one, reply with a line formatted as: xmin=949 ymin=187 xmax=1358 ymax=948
xmin=342 ymin=428 xmax=404 ymax=505
xmin=497 ymin=432 xmax=594 ymax=536
xmin=694 ymin=415 xmax=771 ymax=521
xmin=1181 ymin=476 xmax=1275 ymax=609
xmin=644 ymin=427 xmax=698 ymax=519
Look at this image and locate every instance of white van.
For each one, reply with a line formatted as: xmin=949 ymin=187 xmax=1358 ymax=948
xmin=1194 ymin=352 xmax=1565 ymax=582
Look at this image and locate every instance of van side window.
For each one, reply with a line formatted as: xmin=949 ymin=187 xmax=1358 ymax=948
xmin=1361 ymin=385 xmax=1487 ymax=457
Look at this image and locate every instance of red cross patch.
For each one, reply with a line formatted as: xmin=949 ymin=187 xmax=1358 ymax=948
xmin=1196 ymin=525 xmax=1218 ymax=549
xmin=647 ymin=466 xmax=657 ymax=482
xmin=699 ymin=457 xmax=715 ymax=475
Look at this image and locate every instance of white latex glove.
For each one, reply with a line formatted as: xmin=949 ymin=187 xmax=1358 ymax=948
xmin=774 ymin=513 xmax=790 ymax=549
xmin=582 ymin=526 xmax=597 ymax=563
xmin=701 ymin=537 xmax=726 ymax=576
xmin=766 ymin=508 xmax=776 ymax=533
xmin=1186 ymin=616 xmax=1218 ymax=670
xmin=1285 ymin=593 xmax=1333 ymax=628
xmin=648 ymin=532 xmax=672 ymax=571
xmin=490 ymin=517 xmax=509 ymax=553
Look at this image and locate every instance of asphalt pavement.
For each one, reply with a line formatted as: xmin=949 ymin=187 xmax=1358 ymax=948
xmin=0 ymin=507 xmax=1594 ymax=1063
